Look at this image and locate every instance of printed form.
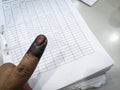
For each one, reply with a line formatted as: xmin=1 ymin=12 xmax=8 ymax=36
xmin=0 ymin=0 xmax=95 ymax=76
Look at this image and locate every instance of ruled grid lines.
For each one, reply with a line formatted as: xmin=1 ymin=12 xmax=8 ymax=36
xmin=2 ymin=0 xmax=95 ymax=77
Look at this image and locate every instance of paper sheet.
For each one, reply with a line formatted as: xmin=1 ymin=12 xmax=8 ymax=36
xmin=0 ymin=0 xmax=95 ymax=77
xmin=61 ymin=75 xmax=106 ymax=90
xmin=81 ymin=0 xmax=98 ymax=6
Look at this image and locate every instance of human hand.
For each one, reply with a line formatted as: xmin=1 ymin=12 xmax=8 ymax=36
xmin=0 ymin=35 xmax=47 ymax=90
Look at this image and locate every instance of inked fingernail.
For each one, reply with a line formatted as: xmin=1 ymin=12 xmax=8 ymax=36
xmin=27 ymin=34 xmax=47 ymax=58
xmin=36 ymin=35 xmax=46 ymax=46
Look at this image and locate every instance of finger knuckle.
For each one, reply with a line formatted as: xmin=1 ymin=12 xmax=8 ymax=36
xmin=15 ymin=66 xmax=32 ymax=78
xmin=0 ymin=63 xmax=16 ymax=69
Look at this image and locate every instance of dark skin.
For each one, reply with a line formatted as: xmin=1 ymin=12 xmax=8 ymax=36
xmin=0 ymin=35 xmax=47 ymax=90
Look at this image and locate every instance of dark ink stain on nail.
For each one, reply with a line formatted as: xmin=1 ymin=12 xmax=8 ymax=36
xmin=27 ymin=35 xmax=47 ymax=59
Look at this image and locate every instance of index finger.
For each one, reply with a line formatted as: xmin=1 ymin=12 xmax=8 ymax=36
xmin=14 ymin=35 xmax=47 ymax=82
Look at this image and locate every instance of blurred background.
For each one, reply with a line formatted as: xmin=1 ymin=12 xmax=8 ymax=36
xmin=71 ymin=0 xmax=120 ymax=90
